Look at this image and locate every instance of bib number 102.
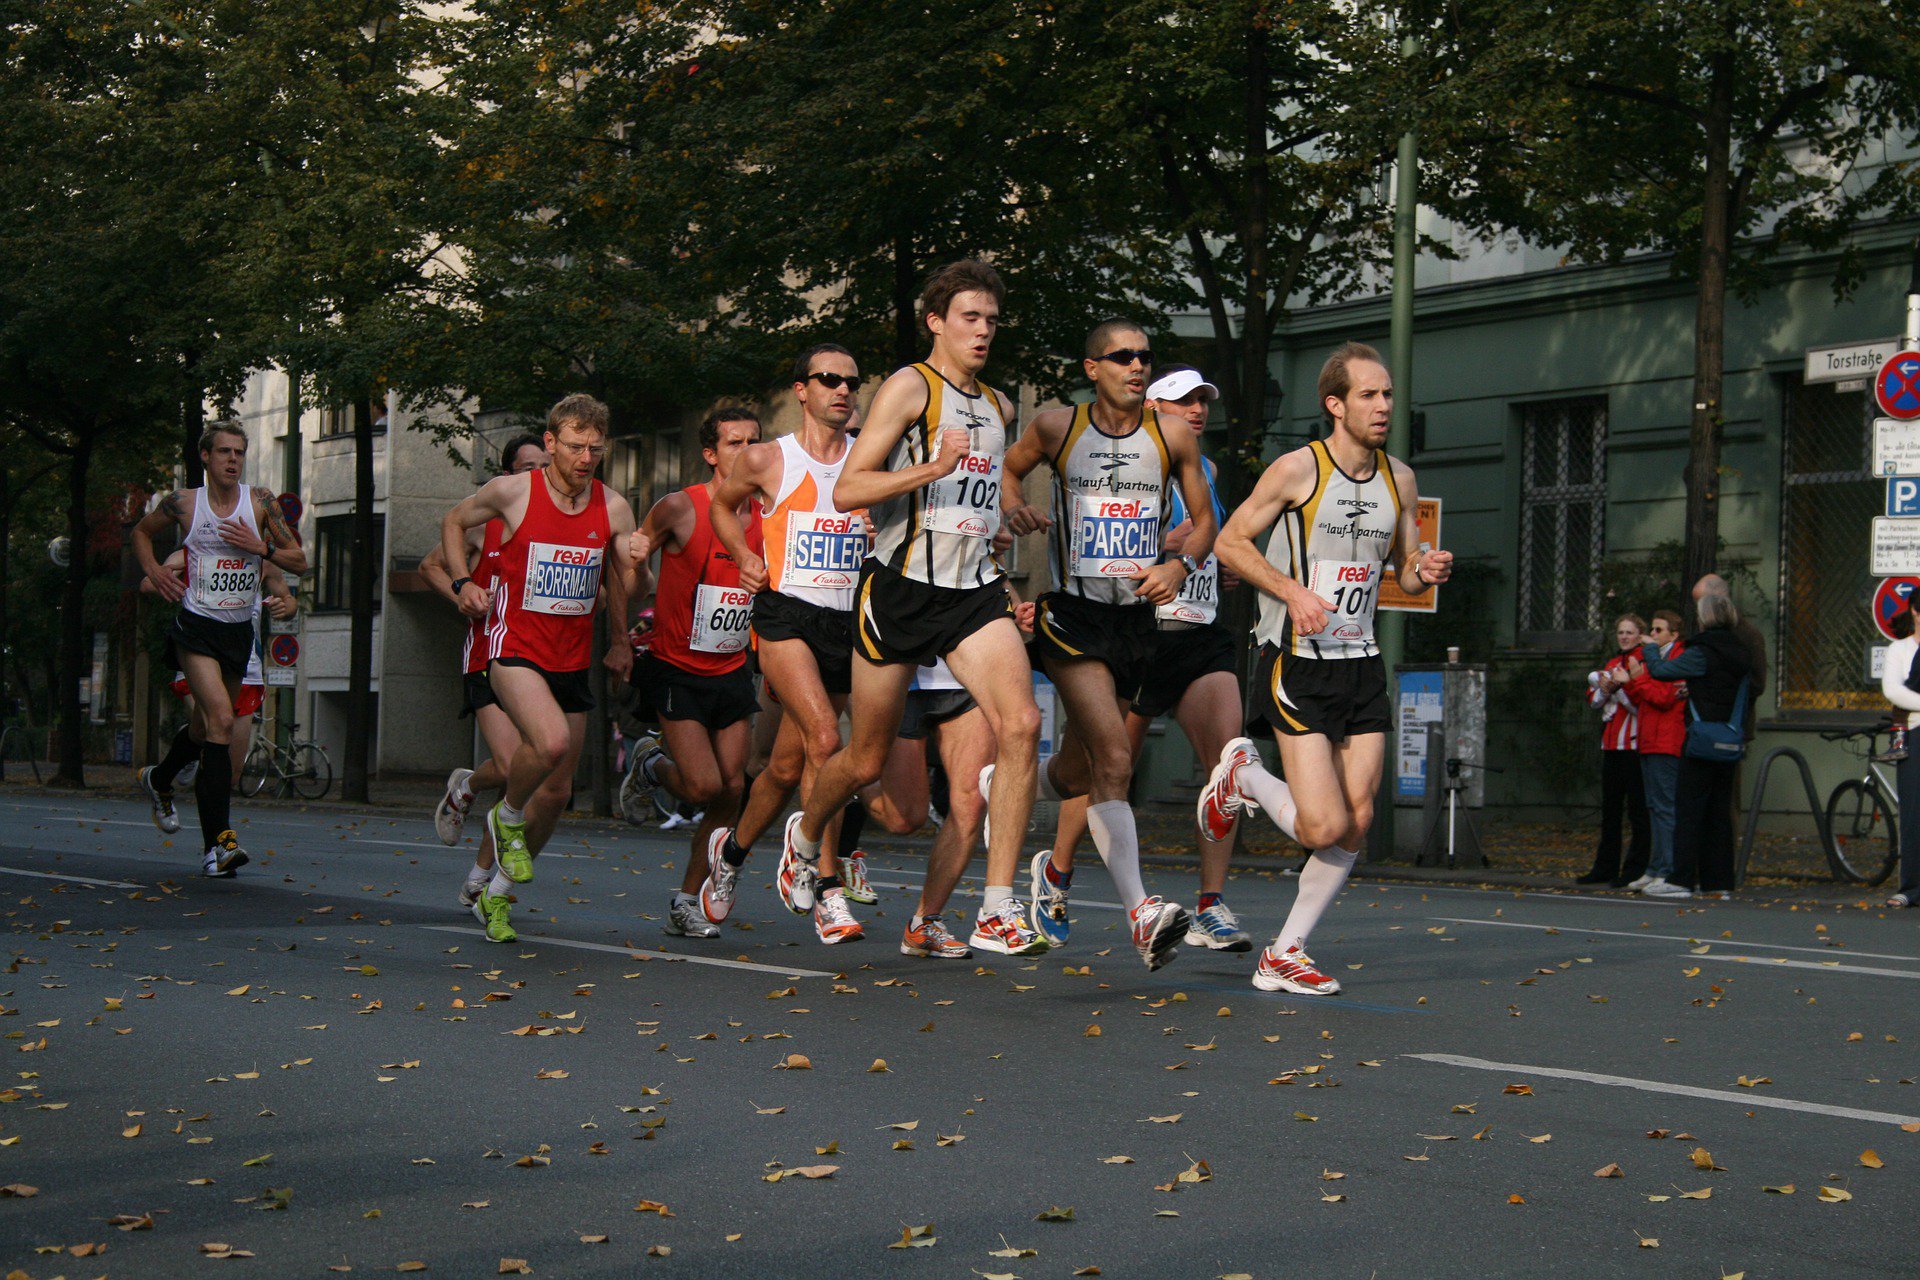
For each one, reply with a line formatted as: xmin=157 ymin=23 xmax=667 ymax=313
xmin=950 ymin=474 xmax=997 ymax=510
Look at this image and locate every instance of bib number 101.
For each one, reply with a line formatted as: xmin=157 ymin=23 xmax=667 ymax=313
xmin=1326 ymin=581 xmax=1375 ymax=616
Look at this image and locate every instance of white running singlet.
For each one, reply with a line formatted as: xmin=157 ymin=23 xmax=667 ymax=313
xmin=1046 ymin=402 xmax=1171 ymax=606
xmin=182 ymin=485 xmax=264 ymax=625
xmin=1253 ymin=440 xmax=1401 ymax=661
xmin=761 ymin=433 xmax=863 ymax=611
xmin=868 ymin=363 xmax=1009 ymax=590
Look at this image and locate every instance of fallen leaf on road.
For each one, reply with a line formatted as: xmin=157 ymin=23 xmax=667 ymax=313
xmin=499 ymin=1260 xmax=530 ymax=1275
xmin=1818 ymin=1186 xmax=1853 ymax=1203
xmin=1100 ymin=1156 xmax=1133 ymax=1165
xmin=1526 ymin=1134 xmax=1552 ymax=1144
xmin=779 ymin=1054 xmax=812 ymax=1070
xmin=1595 ymin=1164 xmax=1624 ymax=1178
xmin=1503 ymin=1084 xmax=1533 ymax=1096
xmin=633 ymin=1200 xmax=673 ymax=1216
xmin=1507 ymin=1194 xmax=1525 ymax=1205
xmin=1679 ymin=1188 xmax=1712 ymax=1200
xmin=868 ymin=1059 xmax=890 ymax=1073
xmin=888 ymin=1224 xmax=936 ymax=1249
xmin=1638 ymin=1236 xmax=1659 ymax=1249
xmin=1689 ymin=1148 xmax=1724 ymax=1171
xmin=1763 ymin=1184 xmax=1795 ymax=1195
xmin=1860 ymin=1149 xmax=1884 ymax=1169
xmin=1035 ymin=1206 xmax=1075 ymax=1222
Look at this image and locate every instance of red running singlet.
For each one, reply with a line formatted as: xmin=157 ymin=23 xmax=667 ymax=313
xmin=461 ymin=519 xmax=506 ymax=677
xmin=486 ymin=476 xmax=611 ymax=673
xmin=651 ymin=484 xmax=762 ymax=677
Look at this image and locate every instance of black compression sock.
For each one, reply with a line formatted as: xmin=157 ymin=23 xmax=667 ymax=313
xmin=840 ymin=799 xmax=868 ymax=853
xmin=151 ymin=726 xmax=198 ymax=791
xmin=721 ymin=832 xmax=748 ymax=868
xmin=194 ymin=742 xmax=233 ymax=850
xmin=816 ymin=875 xmax=843 ymax=895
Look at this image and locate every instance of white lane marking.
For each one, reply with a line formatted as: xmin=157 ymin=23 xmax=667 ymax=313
xmin=1433 ymin=916 xmax=1920 ymax=964
xmin=419 ymin=926 xmax=836 ymax=978
xmin=867 ymin=879 xmax=1128 ymax=911
xmin=0 ymin=865 xmax=142 ymax=889
xmin=1710 ymin=954 xmax=1920 ymax=980
xmin=68 ymin=818 xmax=159 ymax=829
xmin=1406 ymin=1053 xmax=1920 ymax=1127
xmin=1368 ymin=882 xmax=1656 ymax=906
xmin=352 ymin=838 xmax=591 ymax=858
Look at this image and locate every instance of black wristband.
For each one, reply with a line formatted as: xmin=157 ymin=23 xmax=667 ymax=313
xmin=451 ymin=577 xmax=471 ymax=593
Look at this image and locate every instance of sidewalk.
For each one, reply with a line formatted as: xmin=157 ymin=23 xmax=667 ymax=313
xmin=4 ymin=768 xmax=1883 ymax=905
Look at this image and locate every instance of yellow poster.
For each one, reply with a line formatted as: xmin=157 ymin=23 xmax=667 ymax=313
xmin=1379 ymin=496 xmax=1442 ymax=614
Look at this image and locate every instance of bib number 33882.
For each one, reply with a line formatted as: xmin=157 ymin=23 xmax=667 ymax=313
xmin=1307 ymin=559 xmax=1380 ymax=645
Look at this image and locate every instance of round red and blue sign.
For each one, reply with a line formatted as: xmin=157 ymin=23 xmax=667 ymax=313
xmin=1875 ymin=351 xmax=1920 ymax=421
xmin=1871 ymin=576 xmax=1920 ymax=641
xmin=269 ymin=635 xmax=300 ymax=668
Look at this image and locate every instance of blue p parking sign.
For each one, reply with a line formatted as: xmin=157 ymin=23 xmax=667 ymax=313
xmin=1888 ymin=476 xmax=1920 ymax=518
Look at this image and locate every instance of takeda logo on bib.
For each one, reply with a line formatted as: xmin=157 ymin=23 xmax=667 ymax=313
xmin=1330 ymin=621 xmax=1366 ymax=641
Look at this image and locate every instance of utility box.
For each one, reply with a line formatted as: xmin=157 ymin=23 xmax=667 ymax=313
xmin=1393 ymin=663 xmax=1488 ymax=809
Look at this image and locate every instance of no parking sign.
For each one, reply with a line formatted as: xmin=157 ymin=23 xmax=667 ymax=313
xmin=1875 ymin=351 xmax=1920 ymax=420
xmin=1871 ymin=576 xmax=1920 ymax=640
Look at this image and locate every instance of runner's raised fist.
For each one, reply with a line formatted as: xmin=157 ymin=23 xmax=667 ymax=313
xmin=933 ymin=426 xmax=972 ymax=476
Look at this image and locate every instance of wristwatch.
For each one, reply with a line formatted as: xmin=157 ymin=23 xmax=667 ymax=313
xmin=451 ymin=577 xmax=471 ymax=593
xmin=1177 ymin=554 xmax=1199 ymax=575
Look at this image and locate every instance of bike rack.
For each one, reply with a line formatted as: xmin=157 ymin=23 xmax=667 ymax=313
xmin=1735 ymin=747 xmax=1833 ymax=889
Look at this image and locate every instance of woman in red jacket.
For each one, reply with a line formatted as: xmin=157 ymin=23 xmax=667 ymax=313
xmin=1580 ymin=614 xmax=1651 ymax=885
xmin=1624 ymin=609 xmax=1686 ymax=893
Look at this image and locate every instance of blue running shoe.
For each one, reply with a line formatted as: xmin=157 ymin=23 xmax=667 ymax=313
xmin=1027 ymin=850 xmax=1070 ymax=948
xmin=1185 ymin=900 xmax=1252 ymax=952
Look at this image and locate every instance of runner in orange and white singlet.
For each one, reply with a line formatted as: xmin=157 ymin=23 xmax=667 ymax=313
xmin=692 ymin=346 xmax=874 ymax=946
xmin=419 ymin=434 xmax=548 ymax=906
xmin=622 ymin=407 xmax=765 ymax=941
xmin=438 ymin=395 xmax=642 ymax=944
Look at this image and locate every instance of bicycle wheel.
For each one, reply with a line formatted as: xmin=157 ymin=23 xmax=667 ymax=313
xmin=287 ymin=742 xmax=332 ymax=801
xmin=1824 ymin=779 xmax=1899 ymax=886
xmin=238 ymin=739 xmax=273 ymax=799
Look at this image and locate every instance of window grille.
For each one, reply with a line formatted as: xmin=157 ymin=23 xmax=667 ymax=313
xmin=1517 ymin=397 xmax=1608 ymax=641
xmin=1778 ymin=380 xmax=1878 ymax=712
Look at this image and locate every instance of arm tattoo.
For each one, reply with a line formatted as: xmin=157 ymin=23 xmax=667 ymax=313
xmin=157 ymin=490 xmax=184 ymax=523
xmin=259 ymin=492 xmax=298 ymax=548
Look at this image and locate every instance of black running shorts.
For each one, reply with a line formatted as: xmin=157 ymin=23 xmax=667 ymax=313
xmin=1131 ymin=623 xmax=1237 ymax=720
xmin=1252 ymin=644 xmax=1389 ymax=743
xmin=461 ymin=670 xmax=497 ymax=718
xmin=853 ymin=558 xmax=1013 ymax=667
xmin=751 ymin=590 xmax=853 ymax=694
xmin=491 ymin=657 xmax=595 ymax=714
xmin=642 ymin=653 xmax=757 ymax=729
xmin=898 ymin=689 xmax=978 ymax=740
xmin=166 ymin=611 xmax=256 ymax=680
xmin=1031 ymin=592 xmax=1156 ymax=694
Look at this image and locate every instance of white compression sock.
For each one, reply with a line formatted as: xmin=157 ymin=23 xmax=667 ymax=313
xmin=1236 ymin=760 xmax=1299 ymax=843
xmin=1275 ymin=845 xmax=1359 ymax=954
xmin=467 ymin=860 xmax=490 ymax=881
xmin=793 ymin=820 xmax=821 ymax=862
xmin=497 ymin=799 xmax=526 ymax=827
xmin=1035 ymin=756 xmax=1064 ymax=803
xmin=1086 ymin=800 xmax=1149 ymax=910
xmin=487 ymin=867 xmax=515 ymax=898
xmin=982 ymin=884 xmax=1013 ymax=913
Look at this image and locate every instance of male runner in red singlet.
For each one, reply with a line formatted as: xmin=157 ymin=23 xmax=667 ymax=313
xmin=621 ymin=407 xmax=765 ymax=940
xmin=420 ymin=434 xmax=548 ymax=905
xmin=694 ymin=346 xmax=871 ymax=945
xmin=438 ymin=395 xmax=642 ymax=943
xmin=132 ymin=422 xmax=307 ymax=877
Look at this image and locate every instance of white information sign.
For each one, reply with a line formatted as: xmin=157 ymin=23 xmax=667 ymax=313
xmin=1871 ymin=517 xmax=1920 ymax=575
xmin=1807 ymin=338 xmax=1900 ymax=385
xmin=1872 ymin=418 xmax=1920 ymax=477
xmin=1868 ymin=644 xmax=1888 ymax=682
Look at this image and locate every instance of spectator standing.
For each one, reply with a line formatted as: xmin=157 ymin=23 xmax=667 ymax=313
xmin=1637 ymin=593 xmax=1754 ymax=900
xmin=1579 ymin=614 xmax=1650 ymax=885
xmin=1624 ymin=609 xmax=1686 ymax=893
xmin=1877 ymin=604 xmax=1920 ymax=908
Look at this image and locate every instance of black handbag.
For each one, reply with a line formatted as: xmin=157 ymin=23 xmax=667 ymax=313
xmin=1683 ymin=677 xmax=1749 ymax=763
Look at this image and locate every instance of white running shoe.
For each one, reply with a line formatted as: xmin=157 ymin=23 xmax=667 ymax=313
xmin=777 ymin=811 xmax=817 ymax=914
xmin=1252 ymin=944 xmax=1341 ymax=995
xmin=978 ymin=764 xmax=994 ymax=850
xmin=665 ymin=896 xmax=719 ymax=938
xmin=1197 ymin=737 xmax=1261 ymax=842
xmin=619 ymin=735 xmax=662 ymax=825
xmin=699 ymin=828 xmax=740 ymax=923
xmin=970 ymin=897 xmax=1049 ymax=956
xmin=1641 ymin=879 xmax=1693 ymax=899
xmin=458 ymin=874 xmax=489 ymax=909
xmin=1128 ymin=896 xmax=1190 ymax=970
xmin=434 ymin=767 xmax=475 ymax=845
xmin=1624 ymin=873 xmax=1655 ymax=891
xmin=139 ymin=765 xmax=181 ymax=835
xmin=812 ymin=890 xmax=864 ymax=945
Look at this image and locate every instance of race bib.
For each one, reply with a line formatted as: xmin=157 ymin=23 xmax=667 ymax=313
xmin=188 ymin=552 xmax=260 ymax=612
xmin=1157 ymin=553 xmax=1219 ymax=624
xmin=923 ymin=449 xmax=1000 ymax=539
xmin=690 ymin=583 xmax=752 ymax=654
xmin=521 ymin=542 xmax=602 ymax=616
xmin=1069 ymin=493 xmax=1160 ymax=577
xmin=782 ymin=510 xmax=866 ymax=589
xmin=1307 ymin=559 xmax=1380 ymax=646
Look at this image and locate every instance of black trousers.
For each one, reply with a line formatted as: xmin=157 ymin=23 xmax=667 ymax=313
xmin=1671 ymin=757 xmax=1739 ymax=892
xmin=1590 ymin=748 xmax=1649 ymax=881
xmin=1897 ymin=748 xmax=1920 ymax=900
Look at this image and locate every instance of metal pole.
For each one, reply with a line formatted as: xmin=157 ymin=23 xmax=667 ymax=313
xmin=1905 ymin=236 xmax=1920 ymax=351
xmin=278 ymin=367 xmax=300 ymax=754
xmin=1372 ymin=32 xmax=1420 ymax=862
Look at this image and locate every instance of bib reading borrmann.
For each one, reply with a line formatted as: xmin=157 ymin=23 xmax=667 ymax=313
xmin=521 ymin=542 xmax=603 ymax=616
xmin=782 ymin=510 xmax=865 ymax=590
xmin=690 ymin=583 xmax=753 ymax=654
xmin=1306 ymin=559 xmax=1381 ymax=647
xmin=1157 ymin=552 xmax=1218 ymax=624
xmin=923 ymin=449 xmax=1000 ymax=539
xmin=1070 ymin=493 xmax=1161 ymax=578
xmin=188 ymin=552 xmax=261 ymax=614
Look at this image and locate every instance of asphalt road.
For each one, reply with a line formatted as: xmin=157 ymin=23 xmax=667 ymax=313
xmin=0 ymin=789 xmax=1915 ymax=1278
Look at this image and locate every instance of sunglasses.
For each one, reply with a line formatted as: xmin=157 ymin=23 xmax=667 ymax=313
xmin=1094 ymin=347 xmax=1154 ymax=367
xmin=806 ymin=372 xmax=863 ymax=392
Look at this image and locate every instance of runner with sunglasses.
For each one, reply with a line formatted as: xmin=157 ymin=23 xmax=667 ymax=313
xmin=1198 ymin=341 xmax=1451 ymax=994
xmin=622 ymin=408 xmax=765 ymax=941
xmin=777 ymin=258 xmax=1049 ymax=957
xmin=1045 ymin=365 xmax=1252 ymax=952
xmin=696 ymin=346 xmax=870 ymax=945
xmin=1003 ymin=323 xmax=1216 ymax=969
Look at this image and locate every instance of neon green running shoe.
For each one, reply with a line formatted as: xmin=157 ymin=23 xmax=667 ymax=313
xmin=488 ymin=803 xmax=534 ymax=883
xmin=474 ymin=888 xmax=516 ymax=944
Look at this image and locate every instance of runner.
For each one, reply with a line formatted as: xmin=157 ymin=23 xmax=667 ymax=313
xmin=1044 ymin=364 xmax=1251 ymax=952
xmin=131 ymin=422 xmax=308 ymax=877
xmin=439 ymin=394 xmax=641 ymax=943
xmin=619 ymin=407 xmax=763 ymax=941
xmin=777 ymin=258 xmax=1048 ymax=956
xmin=419 ymin=434 xmax=548 ymax=906
xmin=1002 ymin=321 xmax=1216 ymax=969
xmin=1198 ymin=341 xmax=1452 ymax=994
xmin=695 ymin=347 xmax=871 ymax=945
xmin=140 ymin=551 xmax=298 ymax=807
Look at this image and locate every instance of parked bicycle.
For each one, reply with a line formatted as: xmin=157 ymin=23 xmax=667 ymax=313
xmin=239 ymin=715 xmax=333 ymax=801
xmin=1818 ymin=723 xmax=1899 ymax=886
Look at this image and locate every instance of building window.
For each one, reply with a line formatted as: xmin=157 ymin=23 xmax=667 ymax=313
xmin=316 ymin=401 xmax=390 ymax=441
xmin=1778 ymin=380 xmax=1877 ymax=712
xmin=312 ymin=513 xmax=386 ymax=613
xmin=1516 ymin=396 xmax=1607 ymax=643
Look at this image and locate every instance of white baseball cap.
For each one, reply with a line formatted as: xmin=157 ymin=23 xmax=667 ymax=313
xmin=1146 ymin=367 xmax=1219 ymax=402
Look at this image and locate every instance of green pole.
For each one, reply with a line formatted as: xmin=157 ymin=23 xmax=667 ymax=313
xmin=1375 ymin=35 xmax=1419 ymax=859
xmin=277 ymin=368 xmax=300 ymax=754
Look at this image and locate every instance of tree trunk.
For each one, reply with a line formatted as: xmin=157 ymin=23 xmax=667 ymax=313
xmin=1682 ymin=53 xmax=1734 ymax=614
xmin=1222 ymin=12 xmax=1273 ymax=661
xmin=342 ymin=397 xmax=378 ymax=802
xmin=892 ymin=233 xmax=917 ymax=370
xmin=181 ymin=390 xmax=204 ymax=489
xmin=51 ymin=435 xmax=91 ymax=786
xmin=0 ymin=475 xmax=11 ymax=715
